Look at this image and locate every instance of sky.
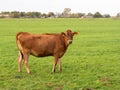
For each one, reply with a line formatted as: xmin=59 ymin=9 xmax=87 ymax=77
xmin=0 ymin=0 xmax=120 ymax=16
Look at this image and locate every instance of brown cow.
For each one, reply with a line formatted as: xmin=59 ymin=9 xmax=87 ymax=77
xmin=16 ymin=29 xmax=78 ymax=74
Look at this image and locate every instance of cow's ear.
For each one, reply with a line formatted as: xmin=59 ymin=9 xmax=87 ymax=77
xmin=73 ymin=32 xmax=78 ymax=36
xmin=61 ymin=32 xmax=66 ymax=36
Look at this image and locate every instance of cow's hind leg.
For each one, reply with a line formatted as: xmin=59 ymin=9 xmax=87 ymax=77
xmin=17 ymin=51 xmax=23 ymax=72
xmin=23 ymin=53 xmax=31 ymax=74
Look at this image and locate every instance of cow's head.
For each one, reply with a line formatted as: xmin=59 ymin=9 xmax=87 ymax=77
xmin=61 ymin=29 xmax=78 ymax=45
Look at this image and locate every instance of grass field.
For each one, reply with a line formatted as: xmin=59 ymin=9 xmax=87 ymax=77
xmin=0 ymin=18 xmax=120 ymax=90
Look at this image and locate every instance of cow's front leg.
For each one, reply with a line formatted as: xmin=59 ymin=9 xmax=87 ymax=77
xmin=58 ymin=58 xmax=62 ymax=72
xmin=52 ymin=55 xmax=59 ymax=73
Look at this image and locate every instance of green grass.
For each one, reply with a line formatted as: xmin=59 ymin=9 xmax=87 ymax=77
xmin=0 ymin=18 xmax=120 ymax=90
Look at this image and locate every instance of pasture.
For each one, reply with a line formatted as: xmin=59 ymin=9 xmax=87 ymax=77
xmin=0 ymin=18 xmax=120 ymax=90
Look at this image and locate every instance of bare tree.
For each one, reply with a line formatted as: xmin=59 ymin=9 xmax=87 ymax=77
xmin=62 ymin=8 xmax=71 ymax=18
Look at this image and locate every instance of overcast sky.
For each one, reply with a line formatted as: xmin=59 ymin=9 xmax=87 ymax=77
xmin=0 ymin=0 xmax=120 ymax=16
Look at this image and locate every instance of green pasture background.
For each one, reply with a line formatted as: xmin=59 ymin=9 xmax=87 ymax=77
xmin=0 ymin=18 xmax=120 ymax=90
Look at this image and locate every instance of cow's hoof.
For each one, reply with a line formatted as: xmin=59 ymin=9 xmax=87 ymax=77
xmin=18 ymin=70 xmax=22 ymax=73
xmin=51 ymin=72 xmax=55 ymax=74
xmin=28 ymin=72 xmax=31 ymax=75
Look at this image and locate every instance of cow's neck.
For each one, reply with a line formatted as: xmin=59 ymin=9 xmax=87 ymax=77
xmin=63 ymin=39 xmax=69 ymax=49
xmin=60 ymin=35 xmax=69 ymax=51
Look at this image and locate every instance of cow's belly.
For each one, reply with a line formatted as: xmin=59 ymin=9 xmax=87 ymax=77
xmin=30 ymin=48 xmax=54 ymax=57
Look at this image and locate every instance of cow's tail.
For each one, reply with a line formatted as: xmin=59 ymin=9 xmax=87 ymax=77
xmin=16 ymin=32 xmax=24 ymax=59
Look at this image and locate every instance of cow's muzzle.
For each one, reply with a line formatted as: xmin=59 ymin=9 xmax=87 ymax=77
xmin=68 ymin=40 xmax=72 ymax=44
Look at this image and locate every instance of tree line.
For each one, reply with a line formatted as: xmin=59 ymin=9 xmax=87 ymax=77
xmin=0 ymin=8 xmax=119 ymax=18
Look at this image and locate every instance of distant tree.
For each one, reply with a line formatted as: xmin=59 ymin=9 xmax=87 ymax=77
xmin=87 ymin=12 xmax=93 ymax=16
xmin=55 ymin=12 xmax=62 ymax=18
xmin=103 ymin=14 xmax=111 ymax=18
xmin=24 ymin=12 xmax=41 ymax=18
xmin=47 ymin=12 xmax=55 ymax=17
xmin=70 ymin=13 xmax=85 ymax=18
xmin=77 ymin=13 xmax=85 ymax=18
xmin=116 ymin=13 xmax=120 ymax=17
xmin=1 ymin=11 xmax=10 ymax=14
xmin=25 ymin=12 xmax=32 ymax=18
xmin=87 ymin=12 xmax=93 ymax=18
xmin=34 ymin=12 xmax=42 ymax=18
xmin=93 ymin=12 xmax=103 ymax=18
xmin=19 ymin=12 xmax=26 ymax=17
xmin=0 ymin=12 xmax=10 ymax=18
xmin=42 ymin=13 xmax=48 ymax=18
xmin=62 ymin=8 xmax=71 ymax=18
xmin=70 ymin=13 xmax=76 ymax=18
xmin=11 ymin=11 xmax=20 ymax=18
